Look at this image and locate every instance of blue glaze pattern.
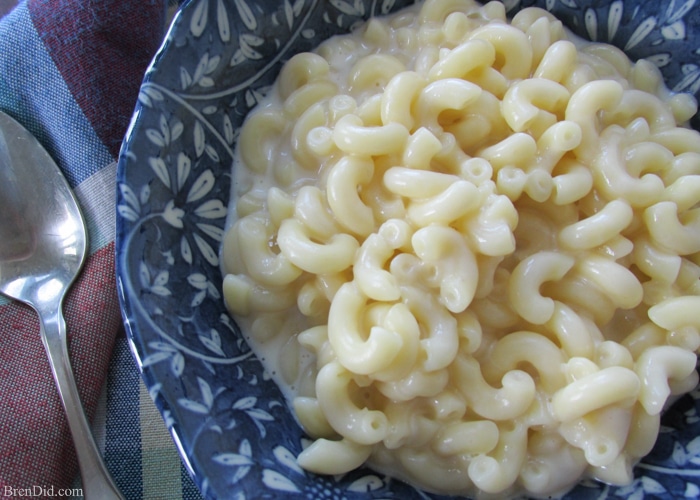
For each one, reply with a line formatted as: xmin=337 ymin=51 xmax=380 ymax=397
xmin=116 ymin=1 xmax=700 ymax=498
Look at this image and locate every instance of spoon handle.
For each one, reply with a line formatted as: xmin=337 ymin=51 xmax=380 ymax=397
xmin=38 ymin=303 xmax=125 ymax=500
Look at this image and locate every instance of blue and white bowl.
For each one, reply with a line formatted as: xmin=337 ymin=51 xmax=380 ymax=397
xmin=116 ymin=1 xmax=700 ymax=498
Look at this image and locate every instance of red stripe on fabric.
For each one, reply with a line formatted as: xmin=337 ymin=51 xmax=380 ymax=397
xmin=0 ymin=242 xmax=121 ymax=490
xmin=27 ymin=0 xmax=165 ymax=158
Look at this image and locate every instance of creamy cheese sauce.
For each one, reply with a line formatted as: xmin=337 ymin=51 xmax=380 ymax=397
xmin=220 ymin=1 xmax=699 ymax=497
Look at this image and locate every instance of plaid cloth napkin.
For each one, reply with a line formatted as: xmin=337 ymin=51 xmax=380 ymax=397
xmin=0 ymin=1 xmax=202 ymax=498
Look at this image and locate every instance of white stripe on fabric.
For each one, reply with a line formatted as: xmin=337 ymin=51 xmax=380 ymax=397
xmin=0 ymin=1 xmax=113 ymax=189
xmin=74 ymin=161 xmax=117 ymax=255
xmin=139 ymin=380 xmax=184 ymax=498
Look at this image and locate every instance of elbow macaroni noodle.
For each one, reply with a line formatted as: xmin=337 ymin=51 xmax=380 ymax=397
xmin=221 ymin=0 xmax=700 ymax=497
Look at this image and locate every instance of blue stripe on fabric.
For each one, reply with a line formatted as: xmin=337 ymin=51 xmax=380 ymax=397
xmin=181 ymin=463 xmax=204 ymax=500
xmin=0 ymin=1 xmax=113 ymax=189
xmin=105 ymin=337 xmax=143 ymax=500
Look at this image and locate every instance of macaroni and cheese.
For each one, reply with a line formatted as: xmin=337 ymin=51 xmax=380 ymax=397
xmin=221 ymin=0 xmax=700 ymax=497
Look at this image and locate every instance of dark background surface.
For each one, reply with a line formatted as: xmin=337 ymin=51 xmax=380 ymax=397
xmin=0 ymin=0 xmax=17 ymax=18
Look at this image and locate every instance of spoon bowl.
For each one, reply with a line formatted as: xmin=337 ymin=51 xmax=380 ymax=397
xmin=0 ymin=110 xmax=123 ymax=500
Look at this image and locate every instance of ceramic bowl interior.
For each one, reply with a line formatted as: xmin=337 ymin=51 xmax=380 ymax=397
xmin=116 ymin=1 xmax=700 ymax=498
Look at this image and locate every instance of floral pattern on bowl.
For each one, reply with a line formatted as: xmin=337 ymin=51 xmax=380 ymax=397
xmin=116 ymin=1 xmax=700 ymax=498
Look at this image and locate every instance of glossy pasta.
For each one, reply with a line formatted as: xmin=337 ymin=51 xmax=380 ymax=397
xmin=221 ymin=0 xmax=700 ymax=497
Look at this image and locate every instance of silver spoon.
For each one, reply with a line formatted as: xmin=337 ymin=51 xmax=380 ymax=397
xmin=0 ymin=110 xmax=124 ymax=500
